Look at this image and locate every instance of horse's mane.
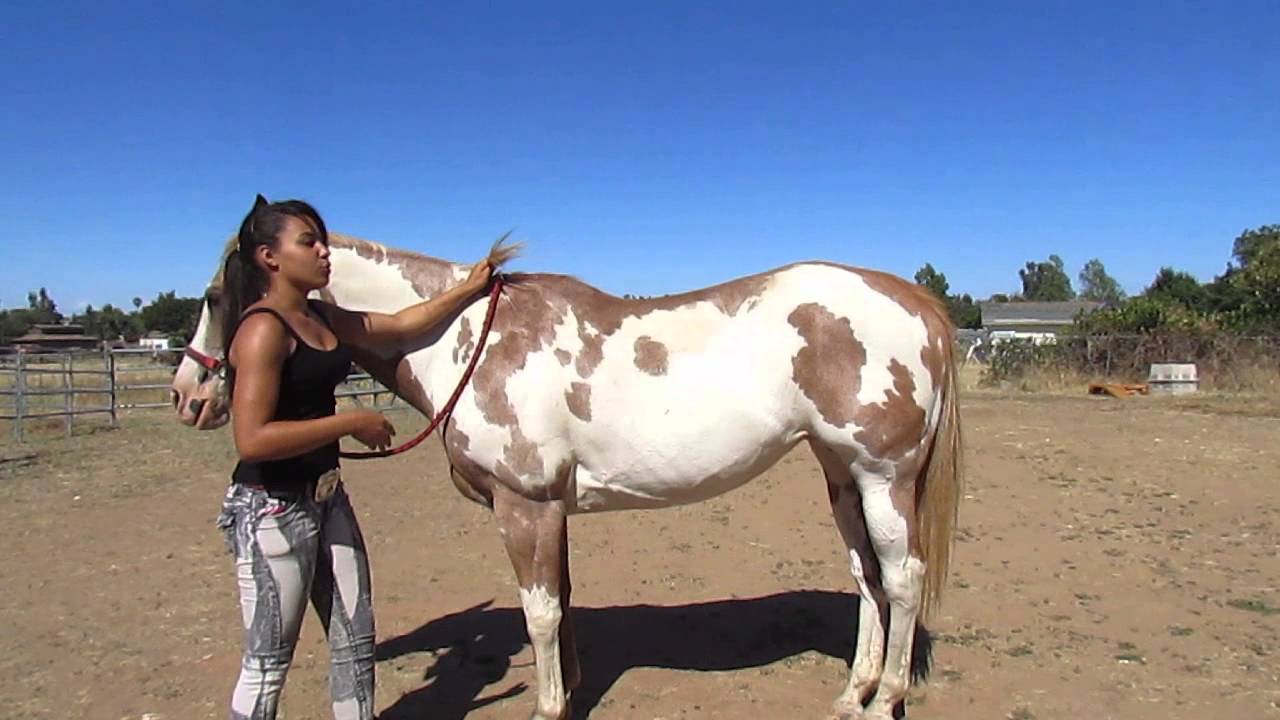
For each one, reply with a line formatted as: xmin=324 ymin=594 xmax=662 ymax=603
xmin=208 ymin=231 xmax=523 ymax=292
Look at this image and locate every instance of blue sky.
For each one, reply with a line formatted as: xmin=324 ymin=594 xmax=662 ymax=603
xmin=2 ymin=1 xmax=1276 ymax=314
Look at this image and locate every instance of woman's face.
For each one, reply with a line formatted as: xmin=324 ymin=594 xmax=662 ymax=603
xmin=261 ymin=214 xmax=331 ymax=290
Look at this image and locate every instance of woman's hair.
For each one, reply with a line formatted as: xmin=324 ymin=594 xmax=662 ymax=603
xmin=218 ymin=194 xmax=328 ymax=361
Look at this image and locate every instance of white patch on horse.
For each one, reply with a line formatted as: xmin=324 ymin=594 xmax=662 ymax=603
xmin=566 ymin=293 xmax=809 ymax=512
xmin=327 ymin=247 xmax=423 ymax=333
xmin=519 ymin=584 xmax=566 ymax=717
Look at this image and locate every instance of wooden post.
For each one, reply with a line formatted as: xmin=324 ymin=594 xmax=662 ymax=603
xmin=14 ymin=352 xmax=25 ymax=442
xmin=63 ymin=353 xmax=73 ymax=437
xmin=107 ymin=348 xmax=118 ymax=428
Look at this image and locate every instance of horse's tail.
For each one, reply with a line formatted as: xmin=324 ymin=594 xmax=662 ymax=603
xmin=918 ymin=322 xmax=963 ymax=622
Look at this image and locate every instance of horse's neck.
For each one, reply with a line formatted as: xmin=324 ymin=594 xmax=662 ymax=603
xmin=324 ymin=235 xmax=468 ymax=314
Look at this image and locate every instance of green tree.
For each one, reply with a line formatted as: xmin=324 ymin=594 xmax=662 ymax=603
xmin=1077 ymin=259 xmax=1125 ymax=305
xmin=1019 ymin=255 xmax=1075 ymax=301
xmin=913 ymin=263 xmax=950 ymax=301
xmin=139 ymin=290 xmax=202 ymax=338
xmin=95 ymin=304 xmax=143 ymax=342
xmin=26 ymin=287 xmax=61 ymax=324
xmin=1232 ymin=224 xmax=1280 ymax=269
xmin=913 ymin=264 xmax=982 ymax=328
xmin=1143 ymin=267 xmax=1206 ymax=310
xmin=948 ymin=293 xmax=983 ymax=329
xmin=1202 ymin=266 xmax=1251 ymax=315
xmin=1228 ymin=241 xmax=1280 ymax=331
xmin=0 ymin=309 xmax=35 ymax=342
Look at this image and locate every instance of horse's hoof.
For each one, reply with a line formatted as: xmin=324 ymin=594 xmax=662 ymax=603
xmin=529 ymin=702 xmax=571 ymax=720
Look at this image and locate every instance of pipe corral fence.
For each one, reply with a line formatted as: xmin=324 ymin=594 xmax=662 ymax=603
xmin=0 ymin=347 xmax=401 ymax=442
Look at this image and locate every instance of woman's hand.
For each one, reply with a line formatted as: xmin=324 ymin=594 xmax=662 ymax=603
xmin=347 ymin=410 xmax=396 ymax=451
xmin=465 ymin=259 xmax=494 ymax=292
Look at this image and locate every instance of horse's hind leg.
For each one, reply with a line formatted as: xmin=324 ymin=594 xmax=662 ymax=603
xmin=856 ymin=465 xmax=925 ymax=720
xmin=813 ymin=444 xmax=886 ymax=720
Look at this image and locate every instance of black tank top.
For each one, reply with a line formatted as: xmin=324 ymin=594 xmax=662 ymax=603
xmin=230 ymin=300 xmax=354 ymax=490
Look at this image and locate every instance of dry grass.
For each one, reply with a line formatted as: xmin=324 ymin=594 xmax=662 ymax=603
xmin=967 ymin=357 xmax=1278 ymax=394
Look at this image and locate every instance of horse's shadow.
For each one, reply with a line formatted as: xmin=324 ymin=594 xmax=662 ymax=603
xmin=376 ymin=590 xmax=928 ymax=719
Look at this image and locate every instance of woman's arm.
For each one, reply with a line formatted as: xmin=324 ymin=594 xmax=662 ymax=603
xmin=229 ymin=314 xmax=394 ymax=462
xmin=323 ymin=259 xmax=493 ymax=347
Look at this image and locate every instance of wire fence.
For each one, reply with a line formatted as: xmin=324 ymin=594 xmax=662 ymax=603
xmin=974 ymin=333 xmax=1280 ymax=389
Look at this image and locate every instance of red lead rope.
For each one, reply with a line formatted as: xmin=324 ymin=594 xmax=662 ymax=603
xmin=339 ymin=277 xmax=504 ymax=460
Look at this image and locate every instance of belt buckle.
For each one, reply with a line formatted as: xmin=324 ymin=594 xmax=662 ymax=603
xmin=314 ymin=469 xmax=340 ymax=503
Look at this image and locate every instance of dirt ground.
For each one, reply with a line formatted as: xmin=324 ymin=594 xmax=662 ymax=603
xmin=1 ymin=393 xmax=1278 ymax=720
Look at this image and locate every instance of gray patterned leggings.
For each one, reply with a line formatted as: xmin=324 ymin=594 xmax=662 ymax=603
xmin=217 ymin=481 xmax=375 ymax=720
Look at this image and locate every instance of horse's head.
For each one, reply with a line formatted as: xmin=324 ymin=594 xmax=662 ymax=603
xmin=171 ymin=247 xmax=233 ymax=430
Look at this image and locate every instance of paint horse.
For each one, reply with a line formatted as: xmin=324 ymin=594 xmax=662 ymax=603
xmin=172 ymin=233 xmax=962 ymax=720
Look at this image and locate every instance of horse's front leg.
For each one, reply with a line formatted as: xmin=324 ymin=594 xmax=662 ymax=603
xmin=492 ymin=482 xmax=573 ymax=720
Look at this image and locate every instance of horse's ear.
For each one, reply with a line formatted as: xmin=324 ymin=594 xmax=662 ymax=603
xmin=253 ymin=194 xmax=269 ymax=210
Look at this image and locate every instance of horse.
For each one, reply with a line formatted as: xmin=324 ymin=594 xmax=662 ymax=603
xmin=171 ymin=232 xmax=962 ymax=720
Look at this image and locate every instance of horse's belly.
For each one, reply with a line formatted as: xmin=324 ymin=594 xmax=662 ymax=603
xmin=568 ymin=419 xmax=807 ymax=513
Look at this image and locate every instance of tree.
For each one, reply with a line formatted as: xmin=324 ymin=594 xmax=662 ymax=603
xmin=0 ymin=309 xmax=35 ymax=342
xmin=139 ymin=290 xmax=202 ymax=339
xmin=1019 ymin=255 xmax=1075 ymax=301
xmin=26 ymin=287 xmax=61 ymax=324
xmin=94 ymin=303 xmax=143 ymax=342
xmin=1228 ymin=241 xmax=1280 ymax=331
xmin=914 ymin=264 xmax=982 ymax=328
xmin=1077 ymin=259 xmax=1125 ymax=305
xmin=1232 ymin=224 xmax=1280 ymax=269
xmin=1143 ymin=267 xmax=1206 ymax=310
xmin=1203 ymin=266 xmax=1251 ymax=315
xmin=913 ymin=263 xmax=949 ymax=301
xmin=949 ymin=293 xmax=982 ymax=329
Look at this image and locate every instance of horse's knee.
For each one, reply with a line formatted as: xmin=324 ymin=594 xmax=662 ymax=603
xmin=521 ymin=585 xmax=563 ymax=639
xmin=881 ymin=556 xmax=925 ymax=611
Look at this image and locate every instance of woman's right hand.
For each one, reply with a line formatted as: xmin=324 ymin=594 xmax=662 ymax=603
xmin=347 ymin=410 xmax=396 ymax=451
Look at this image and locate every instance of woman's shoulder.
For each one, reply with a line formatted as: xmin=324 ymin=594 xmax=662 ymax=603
xmin=231 ymin=306 xmax=294 ymax=352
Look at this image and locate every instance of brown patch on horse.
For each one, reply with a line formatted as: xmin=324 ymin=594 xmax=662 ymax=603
xmin=565 ymin=382 xmax=592 ymax=422
xmin=472 ymin=282 xmax=567 ymax=427
xmin=443 ymin=424 xmax=494 ymax=507
xmin=633 ymin=336 xmax=669 ymax=376
xmin=826 ymin=481 xmax=841 ymax=504
xmin=454 ymin=316 xmax=475 ymax=364
xmin=497 ymin=426 xmax=544 ymax=479
xmin=555 ymin=349 xmax=571 ymax=366
xmin=787 ymin=303 xmax=866 ymax=427
xmin=575 ymin=318 xmax=606 ymax=378
xmin=853 ymin=360 xmax=928 ymax=462
xmin=920 ymin=336 xmax=946 ymax=391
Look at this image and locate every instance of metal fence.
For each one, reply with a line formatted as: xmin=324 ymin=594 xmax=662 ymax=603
xmin=0 ymin=347 xmax=401 ymax=441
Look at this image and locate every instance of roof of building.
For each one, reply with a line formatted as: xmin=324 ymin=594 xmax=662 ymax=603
xmin=979 ymin=300 xmax=1104 ymax=326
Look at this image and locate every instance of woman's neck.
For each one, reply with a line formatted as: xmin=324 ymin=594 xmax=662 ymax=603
xmin=265 ymin=282 xmax=311 ymax=313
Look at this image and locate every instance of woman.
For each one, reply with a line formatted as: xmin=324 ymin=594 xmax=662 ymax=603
xmin=215 ymin=194 xmax=492 ymax=720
